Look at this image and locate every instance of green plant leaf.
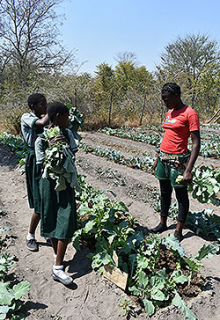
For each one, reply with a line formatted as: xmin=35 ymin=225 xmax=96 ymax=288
xmin=172 ymin=291 xmax=196 ymax=320
xmin=129 ymin=254 xmax=137 ymax=278
xmin=138 ymin=271 xmax=149 ymax=288
xmin=72 ymin=229 xmax=82 ymax=251
xmin=151 ymin=289 xmax=166 ymax=301
xmin=196 ymin=243 xmax=219 ymax=261
xmin=0 ymin=291 xmax=14 ymax=306
xmin=0 ymin=282 xmax=10 ymax=293
xmin=91 ymin=252 xmax=112 ymax=269
xmin=171 ymin=270 xmax=188 ymax=284
xmin=13 ymin=281 xmax=30 ymax=300
xmin=78 ymin=204 xmax=93 ymax=215
xmin=150 ymin=275 xmax=165 ymax=290
xmin=183 ymin=256 xmax=200 ymax=273
xmin=83 ymin=220 xmax=96 ymax=233
xmin=137 ymin=255 xmax=149 ymax=270
xmin=0 ymin=305 xmax=9 ymax=319
xmin=162 ymin=234 xmax=185 ymax=257
xmin=142 ymin=299 xmax=155 ymax=316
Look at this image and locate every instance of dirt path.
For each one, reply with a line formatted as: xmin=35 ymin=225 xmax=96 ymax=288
xmin=0 ymin=144 xmax=125 ymax=320
xmin=1 ymin=130 xmax=220 ymax=320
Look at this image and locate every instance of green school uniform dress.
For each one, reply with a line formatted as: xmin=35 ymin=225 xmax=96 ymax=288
xmin=35 ymin=128 xmax=78 ymax=239
xmin=21 ymin=113 xmax=43 ymax=214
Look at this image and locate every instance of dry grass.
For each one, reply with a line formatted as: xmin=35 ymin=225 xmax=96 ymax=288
xmin=0 ymin=107 xmax=27 ymax=135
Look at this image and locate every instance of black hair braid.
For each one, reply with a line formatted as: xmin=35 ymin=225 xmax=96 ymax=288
xmin=162 ymin=83 xmax=181 ymax=95
xmin=47 ymin=101 xmax=69 ymax=122
xmin=27 ymin=93 xmax=46 ymax=110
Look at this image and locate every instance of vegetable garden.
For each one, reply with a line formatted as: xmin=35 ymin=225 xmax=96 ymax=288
xmin=1 ymin=122 xmax=220 ymax=319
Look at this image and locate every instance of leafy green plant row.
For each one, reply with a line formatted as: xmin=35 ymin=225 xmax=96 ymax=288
xmin=2 ymin=131 xmax=218 ymax=242
xmin=111 ymin=123 xmax=164 ymax=133
xmin=199 ymin=139 xmax=220 ymax=158
xmin=154 ymin=195 xmax=220 ymax=242
xmin=1 ymin=132 xmax=220 ymax=206
xmin=0 ymin=226 xmax=30 ymax=319
xmin=73 ymin=175 xmax=219 ymax=319
xmin=79 ymin=142 xmax=155 ymax=172
xmin=99 ymin=126 xmax=220 ymax=159
xmin=0 ymin=132 xmax=27 ymax=171
xmin=99 ymin=127 xmax=162 ymax=148
xmin=187 ymin=208 xmax=220 ymax=241
xmin=79 ymin=142 xmax=220 ymax=206
xmin=188 ymin=166 xmax=220 ymax=205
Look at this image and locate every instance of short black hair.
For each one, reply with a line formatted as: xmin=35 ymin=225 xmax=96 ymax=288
xmin=47 ymin=101 xmax=69 ymax=122
xmin=162 ymin=83 xmax=181 ymax=95
xmin=27 ymin=93 xmax=46 ymax=110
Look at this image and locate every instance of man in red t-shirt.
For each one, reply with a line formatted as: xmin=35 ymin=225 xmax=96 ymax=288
xmin=151 ymin=83 xmax=200 ymax=242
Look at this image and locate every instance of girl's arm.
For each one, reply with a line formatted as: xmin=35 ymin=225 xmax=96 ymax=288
xmin=183 ymin=130 xmax=200 ymax=183
xmin=35 ymin=114 xmax=49 ymax=127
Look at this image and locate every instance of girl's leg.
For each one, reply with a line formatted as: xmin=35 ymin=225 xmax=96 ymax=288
xmin=29 ymin=212 xmax=40 ymax=234
xmin=26 ymin=212 xmax=40 ymax=251
xmin=52 ymin=239 xmax=72 ymax=285
xmin=50 ymin=238 xmax=58 ymax=255
xmin=151 ymin=180 xmax=172 ymax=233
xmin=160 ymin=179 xmax=172 ymax=222
xmin=55 ymin=239 xmax=69 ymax=266
xmin=174 ymin=187 xmax=189 ymax=241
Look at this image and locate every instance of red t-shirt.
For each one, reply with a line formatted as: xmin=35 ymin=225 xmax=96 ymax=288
xmin=160 ymin=105 xmax=200 ymax=154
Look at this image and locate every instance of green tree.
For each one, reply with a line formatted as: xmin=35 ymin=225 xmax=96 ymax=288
xmin=114 ymin=52 xmax=154 ymax=122
xmin=94 ymin=62 xmax=115 ymax=92
xmin=0 ymin=0 xmax=76 ymax=133
xmin=159 ymin=33 xmax=220 ymax=110
xmin=0 ymin=0 xmax=74 ymax=94
xmin=90 ymin=63 xmax=115 ymax=123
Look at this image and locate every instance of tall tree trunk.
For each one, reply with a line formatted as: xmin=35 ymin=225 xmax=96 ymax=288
xmin=108 ymin=90 xmax=113 ymax=127
xmin=139 ymin=91 xmax=147 ymax=126
xmin=207 ymin=100 xmax=220 ymax=123
xmin=74 ymin=89 xmax=77 ymax=108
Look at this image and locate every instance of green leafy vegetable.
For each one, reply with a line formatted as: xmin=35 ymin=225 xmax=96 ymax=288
xmin=44 ymin=126 xmax=60 ymax=139
xmin=42 ymin=127 xmax=81 ymax=192
xmin=176 ymin=175 xmax=183 ymax=183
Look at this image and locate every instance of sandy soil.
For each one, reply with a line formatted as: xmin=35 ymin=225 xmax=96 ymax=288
xmin=1 ymin=130 xmax=220 ymax=320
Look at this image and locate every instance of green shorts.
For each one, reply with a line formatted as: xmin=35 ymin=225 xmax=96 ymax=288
xmin=155 ymin=157 xmax=186 ymax=188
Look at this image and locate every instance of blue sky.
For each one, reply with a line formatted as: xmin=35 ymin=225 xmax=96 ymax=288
xmin=57 ymin=0 xmax=220 ymax=75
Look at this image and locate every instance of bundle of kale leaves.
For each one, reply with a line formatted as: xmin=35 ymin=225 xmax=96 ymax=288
xmin=42 ymin=126 xmax=81 ymax=192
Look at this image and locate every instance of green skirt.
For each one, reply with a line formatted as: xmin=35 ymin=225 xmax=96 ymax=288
xmin=155 ymin=151 xmax=190 ymax=188
xmin=25 ymin=147 xmax=42 ymax=214
xmin=39 ymin=178 xmax=77 ymax=239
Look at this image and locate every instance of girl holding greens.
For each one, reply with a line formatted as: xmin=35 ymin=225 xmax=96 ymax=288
xmin=35 ymin=101 xmax=78 ymax=285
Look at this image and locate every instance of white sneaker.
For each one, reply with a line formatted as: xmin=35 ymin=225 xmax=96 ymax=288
xmin=52 ymin=268 xmax=73 ymax=285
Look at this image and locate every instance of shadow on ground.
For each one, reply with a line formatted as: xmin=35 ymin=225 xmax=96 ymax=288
xmin=67 ymin=248 xmax=93 ymax=280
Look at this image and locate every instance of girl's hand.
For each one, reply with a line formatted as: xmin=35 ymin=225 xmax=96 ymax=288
xmin=48 ymin=135 xmax=68 ymax=147
xmin=182 ymin=170 xmax=192 ymax=184
xmin=152 ymin=152 xmax=159 ymax=173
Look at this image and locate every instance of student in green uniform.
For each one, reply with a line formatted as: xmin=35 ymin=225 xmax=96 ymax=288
xmin=35 ymin=101 xmax=78 ymax=286
xmin=21 ymin=93 xmax=49 ymax=251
